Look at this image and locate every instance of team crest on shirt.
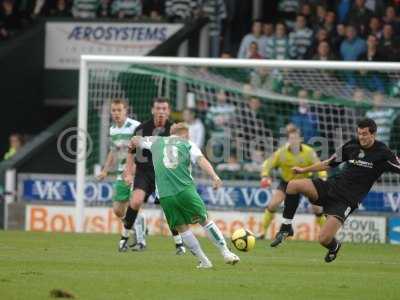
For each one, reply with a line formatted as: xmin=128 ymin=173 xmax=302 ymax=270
xmin=358 ymin=150 xmax=365 ymax=158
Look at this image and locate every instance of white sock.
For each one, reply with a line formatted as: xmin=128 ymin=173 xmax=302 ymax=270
xmin=121 ymin=227 xmax=132 ymax=238
xmin=173 ymin=233 xmax=183 ymax=245
xmin=180 ymin=230 xmax=210 ymax=264
xmin=134 ymin=213 xmax=146 ymax=245
xmin=283 ymin=218 xmax=293 ymax=225
xmin=203 ymin=221 xmax=229 ymax=255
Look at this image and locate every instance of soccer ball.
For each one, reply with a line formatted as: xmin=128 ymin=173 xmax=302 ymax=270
xmin=231 ymin=228 xmax=256 ymax=252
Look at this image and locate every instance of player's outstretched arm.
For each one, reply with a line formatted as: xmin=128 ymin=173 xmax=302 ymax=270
xmin=384 ymin=152 xmax=400 ymax=174
xmin=293 ymin=158 xmax=332 ymax=174
xmin=97 ymin=151 xmax=114 ymax=181
xmin=129 ymin=136 xmax=157 ymax=150
xmin=197 ymin=156 xmax=222 ymax=189
xmin=310 ymin=149 xmax=328 ymax=180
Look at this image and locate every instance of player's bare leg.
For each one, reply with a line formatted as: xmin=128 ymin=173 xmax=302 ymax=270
xmin=271 ymin=179 xmax=319 ymax=247
xmin=311 ymin=204 xmax=326 ymax=228
xmin=113 ymin=201 xmax=131 ymax=252
xmin=175 ymin=224 xmax=212 ymax=269
xmin=259 ymin=189 xmax=285 ymax=239
xmin=199 ymin=219 xmax=239 ymax=265
xmin=319 ymin=216 xmax=343 ymax=263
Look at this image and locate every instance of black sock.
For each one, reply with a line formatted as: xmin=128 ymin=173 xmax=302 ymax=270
xmin=324 ymin=238 xmax=339 ymax=251
xmin=282 ymin=193 xmax=300 ymax=220
xmin=123 ymin=206 xmax=138 ymax=230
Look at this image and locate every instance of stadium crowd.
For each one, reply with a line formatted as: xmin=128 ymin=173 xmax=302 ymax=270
xmin=1 ymin=0 xmax=399 ymax=61
xmin=236 ymin=1 xmax=400 ymax=62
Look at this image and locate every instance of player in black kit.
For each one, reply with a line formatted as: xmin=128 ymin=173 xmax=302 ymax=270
xmin=122 ymin=98 xmax=186 ymax=254
xmin=270 ymin=118 xmax=400 ymax=262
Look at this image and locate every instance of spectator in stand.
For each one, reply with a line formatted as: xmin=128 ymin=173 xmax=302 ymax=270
xmin=379 ymin=23 xmax=400 ymax=61
xmin=366 ymin=92 xmax=397 ymax=146
xmin=143 ymin=0 xmax=165 ymax=19
xmin=361 ymin=34 xmax=385 ymax=61
xmin=352 ymin=88 xmax=366 ymax=104
xmin=313 ymin=40 xmax=336 ymax=60
xmin=367 ymin=16 xmax=382 ymax=39
xmin=111 ymin=0 xmax=142 ymax=19
xmin=359 ymin=35 xmax=385 ymax=92
xmin=277 ymin=0 xmax=299 ymax=30
xmin=237 ymin=20 xmax=268 ymax=59
xmin=263 ymin=22 xmax=274 ymax=39
xmin=299 ymin=2 xmax=313 ymax=25
xmin=0 ymin=0 xmax=21 ymax=36
xmin=348 ymin=0 xmax=373 ymax=36
xmin=289 ymin=14 xmax=313 ymax=59
xmin=322 ymin=10 xmax=337 ymax=37
xmin=247 ymin=41 xmax=262 ymax=59
xmin=49 ymin=0 xmax=72 ymax=17
xmin=182 ymin=108 xmax=205 ymax=149
xmin=205 ymin=89 xmax=235 ymax=157
xmin=165 ymin=0 xmax=197 ymax=22
xmin=250 ymin=67 xmax=279 ymax=91
xmin=340 ymin=24 xmax=366 ymax=61
xmin=332 ymin=23 xmax=346 ymax=56
xmin=314 ymin=4 xmax=327 ymax=29
xmin=3 ymin=133 xmax=24 ymax=160
xmin=198 ymin=0 xmax=227 ymax=57
xmin=98 ymin=0 xmax=112 ymax=17
xmin=337 ymin=0 xmax=352 ymax=23
xmin=307 ymin=28 xmax=329 ymax=58
xmin=289 ymin=89 xmax=319 ymax=144
xmin=72 ymin=0 xmax=100 ymax=18
xmin=265 ymin=22 xmax=290 ymax=59
xmin=383 ymin=6 xmax=400 ymax=34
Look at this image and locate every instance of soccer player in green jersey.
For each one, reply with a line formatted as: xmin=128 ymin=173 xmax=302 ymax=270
xmin=97 ymin=99 xmax=146 ymax=252
xmin=129 ymin=122 xmax=240 ymax=268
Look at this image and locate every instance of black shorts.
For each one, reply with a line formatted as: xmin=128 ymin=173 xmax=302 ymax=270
xmin=312 ymin=178 xmax=357 ymax=223
xmin=133 ymin=170 xmax=156 ymax=203
xmin=277 ymin=180 xmax=288 ymax=192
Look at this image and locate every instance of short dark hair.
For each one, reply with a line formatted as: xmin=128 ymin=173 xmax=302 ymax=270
xmin=357 ymin=118 xmax=377 ymax=134
xmin=152 ymin=97 xmax=170 ymax=107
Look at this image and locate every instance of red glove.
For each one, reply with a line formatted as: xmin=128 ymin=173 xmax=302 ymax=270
xmin=260 ymin=177 xmax=272 ymax=188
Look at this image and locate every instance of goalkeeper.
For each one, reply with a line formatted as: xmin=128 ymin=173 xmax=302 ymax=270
xmin=258 ymin=126 xmax=327 ymax=240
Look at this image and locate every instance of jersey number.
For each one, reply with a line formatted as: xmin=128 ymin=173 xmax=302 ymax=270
xmin=163 ymin=145 xmax=179 ymax=169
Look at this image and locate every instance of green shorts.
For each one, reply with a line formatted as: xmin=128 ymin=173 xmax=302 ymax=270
xmin=112 ymin=180 xmax=131 ymax=202
xmin=159 ymin=186 xmax=207 ymax=230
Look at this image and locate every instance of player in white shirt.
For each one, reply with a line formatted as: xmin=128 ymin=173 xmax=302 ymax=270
xmin=97 ymin=99 xmax=145 ymax=252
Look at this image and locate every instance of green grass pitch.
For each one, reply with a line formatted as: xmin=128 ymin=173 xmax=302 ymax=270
xmin=0 ymin=231 xmax=399 ymax=300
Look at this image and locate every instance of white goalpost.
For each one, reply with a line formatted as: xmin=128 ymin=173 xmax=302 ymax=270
xmin=76 ymin=55 xmax=400 ymax=233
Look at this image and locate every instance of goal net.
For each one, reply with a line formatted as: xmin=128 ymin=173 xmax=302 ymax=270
xmin=76 ymin=56 xmax=400 ymax=232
